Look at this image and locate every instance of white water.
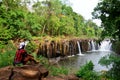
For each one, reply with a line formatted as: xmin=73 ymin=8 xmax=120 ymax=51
xmin=99 ymin=39 xmax=112 ymax=51
xmin=91 ymin=40 xmax=96 ymax=51
xmin=89 ymin=39 xmax=112 ymax=51
xmin=77 ymin=41 xmax=84 ymax=56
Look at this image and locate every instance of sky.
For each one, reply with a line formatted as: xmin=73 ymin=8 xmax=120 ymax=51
xmin=68 ymin=0 xmax=101 ymax=26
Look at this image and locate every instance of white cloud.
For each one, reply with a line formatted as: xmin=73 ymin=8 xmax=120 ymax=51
xmin=69 ymin=0 xmax=101 ymax=26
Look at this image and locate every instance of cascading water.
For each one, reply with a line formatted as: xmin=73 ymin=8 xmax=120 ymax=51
xmin=88 ymin=39 xmax=112 ymax=51
xmin=91 ymin=40 xmax=96 ymax=51
xmin=99 ymin=39 xmax=112 ymax=51
xmin=59 ymin=39 xmax=113 ymax=73
xmin=77 ymin=41 xmax=84 ymax=55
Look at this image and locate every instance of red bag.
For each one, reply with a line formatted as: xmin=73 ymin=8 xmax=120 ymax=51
xmin=14 ymin=49 xmax=26 ymax=63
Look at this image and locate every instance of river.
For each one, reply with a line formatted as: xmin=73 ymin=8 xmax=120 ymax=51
xmin=58 ymin=51 xmax=113 ymax=73
xmin=58 ymin=39 xmax=113 ymax=73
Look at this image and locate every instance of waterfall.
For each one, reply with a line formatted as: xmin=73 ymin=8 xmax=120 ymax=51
xmin=68 ymin=42 xmax=75 ymax=57
xmin=88 ymin=41 xmax=91 ymax=51
xmin=99 ymin=39 xmax=112 ymax=51
xmin=77 ymin=41 xmax=84 ymax=55
xmin=91 ymin=40 xmax=96 ymax=51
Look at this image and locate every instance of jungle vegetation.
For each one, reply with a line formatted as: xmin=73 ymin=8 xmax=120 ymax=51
xmin=0 ymin=0 xmax=101 ymax=48
xmin=0 ymin=0 xmax=120 ymax=79
xmin=92 ymin=0 xmax=120 ymax=40
xmin=92 ymin=0 xmax=120 ymax=80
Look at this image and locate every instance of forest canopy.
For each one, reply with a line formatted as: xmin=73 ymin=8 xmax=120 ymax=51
xmin=0 ymin=0 xmax=101 ymax=44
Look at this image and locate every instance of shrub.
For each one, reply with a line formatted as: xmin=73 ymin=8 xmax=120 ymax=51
xmin=36 ymin=55 xmax=68 ymax=76
xmin=76 ymin=61 xmax=100 ymax=80
xmin=36 ymin=55 xmax=49 ymax=67
xmin=48 ymin=66 xmax=68 ymax=76
xmin=25 ymin=41 xmax=36 ymax=54
xmin=99 ymin=53 xmax=120 ymax=80
xmin=0 ymin=50 xmax=15 ymax=68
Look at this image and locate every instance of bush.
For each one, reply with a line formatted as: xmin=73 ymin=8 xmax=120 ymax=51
xmin=36 ymin=55 xmax=49 ymax=66
xmin=0 ymin=50 xmax=15 ymax=68
xmin=48 ymin=66 xmax=68 ymax=76
xmin=36 ymin=55 xmax=68 ymax=76
xmin=25 ymin=41 xmax=36 ymax=54
xmin=112 ymin=41 xmax=120 ymax=54
xmin=99 ymin=53 xmax=120 ymax=80
xmin=76 ymin=61 xmax=100 ymax=80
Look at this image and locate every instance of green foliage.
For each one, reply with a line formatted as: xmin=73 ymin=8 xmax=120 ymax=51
xmin=17 ymin=30 xmax=32 ymax=40
xmin=32 ymin=0 xmax=101 ymax=37
xmin=0 ymin=0 xmax=101 ymax=40
xmin=0 ymin=50 xmax=15 ymax=68
xmin=25 ymin=41 xmax=36 ymax=54
xmin=0 ymin=40 xmax=15 ymax=52
xmin=35 ymin=55 xmax=68 ymax=76
xmin=112 ymin=40 xmax=120 ymax=54
xmin=92 ymin=0 xmax=120 ymax=39
xmin=0 ymin=40 xmax=16 ymax=67
xmin=0 ymin=26 xmax=12 ymax=41
xmin=76 ymin=61 xmax=100 ymax=80
xmin=49 ymin=66 xmax=68 ymax=76
xmin=25 ymin=13 xmax=42 ymax=36
xmin=99 ymin=53 xmax=120 ymax=80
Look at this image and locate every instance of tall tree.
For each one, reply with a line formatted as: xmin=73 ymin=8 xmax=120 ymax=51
xmin=92 ymin=0 xmax=120 ymax=39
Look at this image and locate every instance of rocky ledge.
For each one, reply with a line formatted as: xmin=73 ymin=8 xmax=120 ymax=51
xmin=0 ymin=64 xmax=79 ymax=80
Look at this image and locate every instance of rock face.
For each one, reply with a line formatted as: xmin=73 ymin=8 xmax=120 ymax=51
xmin=0 ymin=64 xmax=49 ymax=80
xmin=37 ymin=39 xmax=93 ymax=58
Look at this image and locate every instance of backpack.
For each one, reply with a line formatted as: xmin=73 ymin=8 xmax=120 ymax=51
xmin=14 ymin=49 xmax=26 ymax=63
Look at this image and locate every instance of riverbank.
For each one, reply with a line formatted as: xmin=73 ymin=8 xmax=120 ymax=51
xmin=0 ymin=36 xmax=115 ymax=80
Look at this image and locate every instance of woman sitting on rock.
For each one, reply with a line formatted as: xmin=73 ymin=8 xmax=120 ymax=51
xmin=13 ymin=39 xmax=38 ymax=66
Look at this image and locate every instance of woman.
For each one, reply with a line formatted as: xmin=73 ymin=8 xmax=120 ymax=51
xmin=13 ymin=39 xmax=38 ymax=66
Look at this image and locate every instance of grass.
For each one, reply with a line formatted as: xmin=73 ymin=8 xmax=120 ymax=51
xmin=48 ymin=65 xmax=69 ymax=76
xmin=0 ymin=50 xmax=15 ymax=68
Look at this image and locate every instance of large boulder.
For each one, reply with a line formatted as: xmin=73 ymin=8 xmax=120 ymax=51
xmin=0 ymin=64 xmax=49 ymax=80
xmin=0 ymin=66 xmax=12 ymax=80
xmin=0 ymin=64 xmax=80 ymax=80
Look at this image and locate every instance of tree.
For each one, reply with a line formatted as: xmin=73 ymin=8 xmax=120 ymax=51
xmin=92 ymin=0 xmax=120 ymax=39
xmin=99 ymin=54 xmax=120 ymax=80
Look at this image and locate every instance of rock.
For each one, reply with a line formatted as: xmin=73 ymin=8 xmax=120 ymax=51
xmin=0 ymin=64 xmax=49 ymax=80
xmin=11 ymin=65 xmax=41 ymax=80
xmin=0 ymin=65 xmax=79 ymax=80
xmin=66 ymin=74 xmax=79 ymax=80
xmin=0 ymin=66 xmax=12 ymax=80
xmin=37 ymin=64 xmax=49 ymax=78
